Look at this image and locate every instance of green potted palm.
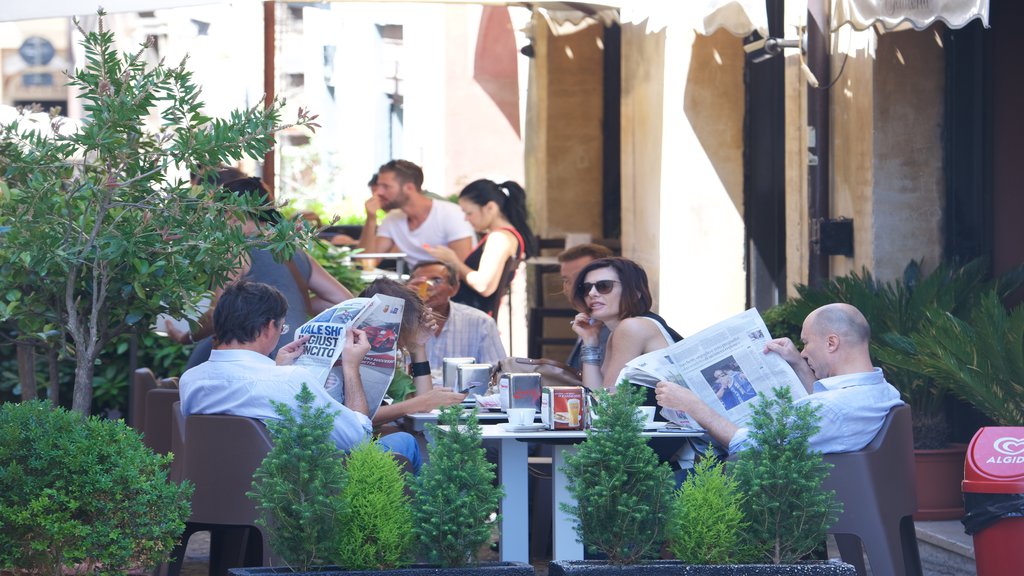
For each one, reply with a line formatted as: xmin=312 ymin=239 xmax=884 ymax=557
xmin=887 ymin=291 xmax=1024 ymax=427
xmin=765 ymin=259 xmax=1024 ymax=519
xmin=549 ymin=385 xmax=853 ymax=575
xmin=239 ymin=388 xmax=532 ymax=575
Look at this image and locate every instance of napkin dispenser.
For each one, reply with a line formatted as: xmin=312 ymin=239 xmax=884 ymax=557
xmin=498 ymin=372 xmax=542 ymax=412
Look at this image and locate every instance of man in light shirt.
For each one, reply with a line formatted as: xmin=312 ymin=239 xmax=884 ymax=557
xmin=408 ymin=260 xmax=506 ymax=369
xmin=655 ymin=303 xmax=902 ymax=456
xmin=179 ymin=279 xmax=421 ymax=471
xmin=358 ymin=159 xmax=474 ymax=267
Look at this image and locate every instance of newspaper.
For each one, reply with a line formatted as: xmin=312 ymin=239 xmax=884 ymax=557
xmin=293 ymin=294 xmax=406 ymax=418
xmin=620 ymin=308 xmax=807 ymax=429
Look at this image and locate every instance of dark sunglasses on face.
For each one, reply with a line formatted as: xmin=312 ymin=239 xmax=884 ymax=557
xmin=578 ymin=280 xmax=620 ymax=295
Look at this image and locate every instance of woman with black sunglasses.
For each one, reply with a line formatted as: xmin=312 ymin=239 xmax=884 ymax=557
xmin=569 ymin=257 xmax=682 ymax=393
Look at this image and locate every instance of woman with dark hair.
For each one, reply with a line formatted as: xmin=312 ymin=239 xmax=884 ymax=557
xmin=426 ymin=179 xmax=537 ymax=316
xmin=570 ymin=257 xmax=683 ymax=393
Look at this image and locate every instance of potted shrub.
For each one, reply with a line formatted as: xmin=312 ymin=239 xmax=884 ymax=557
xmin=0 ymin=11 xmax=317 ymax=415
xmin=239 ymin=387 xmax=532 ymax=575
xmin=549 ymin=386 xmax=855 ymax=575
xmin=888 ymin=291 xmax=1024 ymax=427
xmin=0 ymin=400 xmax=193 ymax=574
xmin=766 ymin=259 xmax=1024 ymax=519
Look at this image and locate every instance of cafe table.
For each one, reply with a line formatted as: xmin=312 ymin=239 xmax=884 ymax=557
xmin=436 ymin=421 xmax=704 ymax=562
xmin=404 ymin=406 xmax=508 ymax=432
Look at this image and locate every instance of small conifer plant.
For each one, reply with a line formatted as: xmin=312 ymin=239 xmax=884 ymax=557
xmin=731 ymin=386 xmax=843 ymax=564
xmin=248 ymin=384 xmax=344 ymax=572
xmin=334 ymin=441 xmax=414 ymax=570
xmin=667 ymin=447 xmax=757 ymax=564
xmin=560 ymin=385 xmax=675 ymax=564
xmin=412 ymin=405 xmax=503 ymax=567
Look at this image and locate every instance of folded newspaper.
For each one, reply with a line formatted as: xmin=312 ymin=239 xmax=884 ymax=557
xmin=292 ymin=294 xmax=406 ymax=418
xmin=620 ymin=308 xmax=807 ymax=429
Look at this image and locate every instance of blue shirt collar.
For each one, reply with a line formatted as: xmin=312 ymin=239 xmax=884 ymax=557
xmin=813 ymin=367 xmax=885 ymax=392
xmin=209 ymin=348 xmax=275 ymax=365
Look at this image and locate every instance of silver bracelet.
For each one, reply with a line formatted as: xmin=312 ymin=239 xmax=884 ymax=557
xmin=580 ymin=345 xmax=603 ymax=365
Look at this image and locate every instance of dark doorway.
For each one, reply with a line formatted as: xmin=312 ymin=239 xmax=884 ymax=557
xmin=743 ymin=0 xmax=787 ymax=310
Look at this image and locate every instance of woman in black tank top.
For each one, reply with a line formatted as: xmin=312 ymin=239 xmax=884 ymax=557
xmin=569 ymin=257 xmax=682 ymax=405
xmin=424 ymin=179 xmax=538 ymax=317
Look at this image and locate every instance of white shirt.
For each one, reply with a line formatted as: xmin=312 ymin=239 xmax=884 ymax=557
xmin=179 ymin=349 xmax=373 ymax=451
xmin=728 ymin=367 xmax=903 ymax=454
xmin=378 ymin=200 xmax=475 ymax=266
xmin=427 ymin=301 xmax=507 ymax=369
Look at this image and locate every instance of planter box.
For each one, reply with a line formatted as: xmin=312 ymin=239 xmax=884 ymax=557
xmin=229 ymin=562 xmax=534 ymax=576
xmin=548 ymin=560 xmax=857 ymax=575
xmin=914 ymin=444 xmax=968 ymax=521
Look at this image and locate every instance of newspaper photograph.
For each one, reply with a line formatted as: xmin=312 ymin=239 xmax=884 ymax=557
xmin=620 ymin=308 xmax=807 ymax=429
xmin=340 ymin=293 xmax=405 ymax=418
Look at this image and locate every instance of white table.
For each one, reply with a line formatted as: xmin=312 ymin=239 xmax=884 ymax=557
xmin=404 ymin=408 xmax=509 ymax=432
xmin=471 ymin=423 xmax=704 ymax=562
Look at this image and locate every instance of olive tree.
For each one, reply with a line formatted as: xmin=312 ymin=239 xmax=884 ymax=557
xmin=0 ymin=13 xmax=318 ymax=414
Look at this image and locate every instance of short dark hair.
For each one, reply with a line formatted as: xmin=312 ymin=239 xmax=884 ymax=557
xmin=557 ymin=243 xmax=614 ymax=263
xmin=222 ymin=177 xmax=282 ymax=225
xmin=214 ymin=279 xmax=288 ymax=346
xmin=378 ymin=159 xmax=424 ymax=191
xmin=570 ymin=257 xmax=653 ymax=320
xmin=411 ymin=260 xmax=458 ymax=286
xmin=360 ymin=278 xmax=427 ymax=349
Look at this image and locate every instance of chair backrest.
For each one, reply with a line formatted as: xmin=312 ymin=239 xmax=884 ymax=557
xmin=486 ymin=256 xmax=520 ymax=318
xmin=823 ymin=403 xmax=917 ymax=529
xmin=131 ymin=368 xmax=160 ymax=432
xmin=143 ymin=388 xmax=181 ymax=456
xmin=170 ymin=401 xmax=186 ymax=484
xmin=183 ymin=413 xmax=274 ymax=526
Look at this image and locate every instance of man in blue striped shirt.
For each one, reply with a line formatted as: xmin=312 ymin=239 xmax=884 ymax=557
xmin=409 ymin=261 xmax=507 ymax=369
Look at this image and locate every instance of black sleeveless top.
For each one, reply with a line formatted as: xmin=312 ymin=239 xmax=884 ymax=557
xmin=452 ymin=227 xmax=525 ymax=317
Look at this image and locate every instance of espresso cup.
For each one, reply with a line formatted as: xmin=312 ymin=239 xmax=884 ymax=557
xmin=508 ymin=408 xmax=536 ymax=427
xmin=636 ymin=406 xmax=656 ymax=426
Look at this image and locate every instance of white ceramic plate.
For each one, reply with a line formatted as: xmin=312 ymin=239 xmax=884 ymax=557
xmin=498 ymin=423 xmax=547 ymax=432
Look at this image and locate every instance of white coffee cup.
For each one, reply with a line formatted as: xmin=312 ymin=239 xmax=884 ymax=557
xmin=636 ymin=406 xmax=656 ymax=426
xmin=508 ymin=408 xmax=536 ymax=427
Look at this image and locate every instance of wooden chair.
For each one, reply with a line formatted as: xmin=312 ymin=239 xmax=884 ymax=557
xmin=823 ymin=403 xmax=923 ymax=576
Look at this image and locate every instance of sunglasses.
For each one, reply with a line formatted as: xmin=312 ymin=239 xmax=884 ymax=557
xmin=578 ymin=280 xmax=620 ymax=295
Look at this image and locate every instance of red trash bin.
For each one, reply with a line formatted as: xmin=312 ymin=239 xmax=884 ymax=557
xmin=962 ymin=426 xmax=1024 ymax=576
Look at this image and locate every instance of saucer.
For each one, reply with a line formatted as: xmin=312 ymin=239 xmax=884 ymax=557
xmin=498 ymin=423 xmax=546 ymax=432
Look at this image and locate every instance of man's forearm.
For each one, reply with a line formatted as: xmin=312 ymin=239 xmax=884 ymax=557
xmin=685 ymin=401 xmax=739 ymax=448
xmin=342 ymin=366 xmax=370 ymax=416
xmin=357 ymin=218 xmax=378 ymax=252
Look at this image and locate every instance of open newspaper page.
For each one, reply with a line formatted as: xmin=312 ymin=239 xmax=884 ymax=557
xmin=341 ymin=294 xmax=405 ymax=418
xmin=294 ymin=294 xmax=406 ymax=418
xmin=293 ymin=297 xmax=379 ymax=386
xmin=621 ymin=308 xmax=806 ymax=429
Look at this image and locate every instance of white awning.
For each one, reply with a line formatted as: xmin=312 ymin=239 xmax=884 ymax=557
xmin=617 ymin=0 xmax=768 ymax=36
xmin=0 ymin=1 xmax=240 ymax=22
xmin=832 ymin=0 xmax=990 ymax=31
xmin=1 ymin=0 xmax=770 ymax=37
